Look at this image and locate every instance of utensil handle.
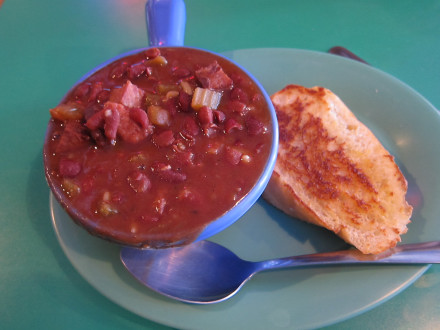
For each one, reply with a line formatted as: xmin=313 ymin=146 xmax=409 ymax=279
xmin=146 ymin=0 xmax=186 ymax=47
xmin=328 ymin=46 xmax=369 ymax=64
xmin=260 ymin=241 xmax=440 ymax=270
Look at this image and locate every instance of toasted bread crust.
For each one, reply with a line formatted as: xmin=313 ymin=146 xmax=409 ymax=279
xmin=263 ymin=85 xmax=412 ymax=254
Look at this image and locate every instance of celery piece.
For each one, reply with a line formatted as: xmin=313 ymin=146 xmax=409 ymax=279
xmin=61 ymin=178 xmax=80 ymax=197
xmin=99 ymin=201 xmax=118 ymax=216
xmin=191 ymin=87 xmax=222 ymax=110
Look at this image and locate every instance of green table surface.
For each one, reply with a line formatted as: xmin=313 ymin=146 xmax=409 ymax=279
xmin=1 ymin=0 xmax=439 ymax=329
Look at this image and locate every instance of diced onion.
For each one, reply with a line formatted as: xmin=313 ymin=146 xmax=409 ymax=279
xmin=241 ymin=154 xmax=252 ymax=163
xmin=165 ymin=90 xmax=179 ymax=100
xmin=147 ymin=105 xmax=171 ymax=127
xmin=180 ymin=80 xmax=194 ymax=95
xmin=158 ymin=84 xmax=177 ymax=94
xmin=146 ymin=55 xmax=168 ymax=66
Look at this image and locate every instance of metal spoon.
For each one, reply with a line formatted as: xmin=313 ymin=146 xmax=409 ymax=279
xmin=120 ymin=240 xmax=440 ymax=304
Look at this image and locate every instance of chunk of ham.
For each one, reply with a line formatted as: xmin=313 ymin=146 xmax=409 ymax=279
xmin=195 ymin=61 xmax=233 ymax=90
xmin=151 ymin=162 xmax=187 ymax=183
xmin=115 ymin=103 xmax=152 ymax=143
xmin=56 ymin=120 xmax=90 ymax=153
xmin=109 ymin=80 xmax=145 ymax=108
xmin=85 ymin=102 xmax=122 ymax=143
xmin=127 ymin=170 xmax=151 ymax=193
xmin=86 ymin=102 xmax=152 ymax=144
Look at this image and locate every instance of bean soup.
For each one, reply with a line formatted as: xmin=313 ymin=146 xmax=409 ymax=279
xmin=44 ymin=47 xmax=273 ymax=248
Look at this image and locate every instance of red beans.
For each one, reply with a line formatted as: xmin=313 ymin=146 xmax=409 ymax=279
xmin=73 ymin=83 xmax=90 ymax=100
xmin=246 ymin=116 xmax=265 ymax=136
xmin=178 ymin=91 xmax=192 ymax=112
xmin=213 ymin=110 xmax=225 ymax=124
xmin=172 ymin=67 xmax=191 ymax=78
xmin=96 ymin=89 xmax=110 ymax=104
xmin=225 ymin=118 xmax=243 ymax=133
xmin=230 ymin=87 xmax=249 ymax=103
xmin=173 ymin=149 xmax=194 ymax=166
xmin=88 ymin=82 xmax=104 ymax=103
xmin=225 ymin=147 xmax=243 ymax=165
xmin=45 ymin=47 xmax=272 ymax=247
xmin=182 ymin=116 xmax=200 ymax=137
xmin=127 ymin=61 xmax=148 ymax=80
xmin=59 ymin=158 xmax=82 ymax=177
xmin=110 ymin=61 xmax=129 ymax=80
xmin=153 ymin=130 xmax=175 ymax=147
xmin=198 ymin=106 xmax=214 ymax=127
xmin=144 ymin=47 xmax=160 ymax=59
xmin=127 ymin=171 xmax=151 ymax=193
xmin=228 ymin=100 xmax=247 ymax=114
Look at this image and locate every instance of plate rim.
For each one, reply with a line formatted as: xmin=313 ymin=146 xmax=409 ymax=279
xmin=49 ymin=47 xmax=438 ymax=329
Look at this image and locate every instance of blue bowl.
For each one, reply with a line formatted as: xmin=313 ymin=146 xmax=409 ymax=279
xmin=47 ymin=0 xmax=278 ymax=247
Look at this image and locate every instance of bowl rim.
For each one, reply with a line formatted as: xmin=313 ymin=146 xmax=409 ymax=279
xmin=44 ymin=46 xmax=279 ymax=247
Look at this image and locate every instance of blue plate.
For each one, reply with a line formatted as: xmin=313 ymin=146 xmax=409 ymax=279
xmin=51 ymin=48 xmax=440 ymax=329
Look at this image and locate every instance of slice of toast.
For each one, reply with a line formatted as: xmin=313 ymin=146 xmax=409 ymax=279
xmin=263 ymin=84 xmax=413 ymax=254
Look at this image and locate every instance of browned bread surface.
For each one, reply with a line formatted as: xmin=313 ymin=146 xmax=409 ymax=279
xmin=263 ymin=85 xmax=413 ymax=254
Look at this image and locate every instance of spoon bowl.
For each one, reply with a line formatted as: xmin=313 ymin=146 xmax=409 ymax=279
xmin=122 ymin=241 xmax=257 ymax=303
xmin=121 ymin=240 xmax=440 ymax=304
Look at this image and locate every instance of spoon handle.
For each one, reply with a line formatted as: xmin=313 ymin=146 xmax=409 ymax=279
xmin=260 ymin=241 xmax=440 ymax=271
